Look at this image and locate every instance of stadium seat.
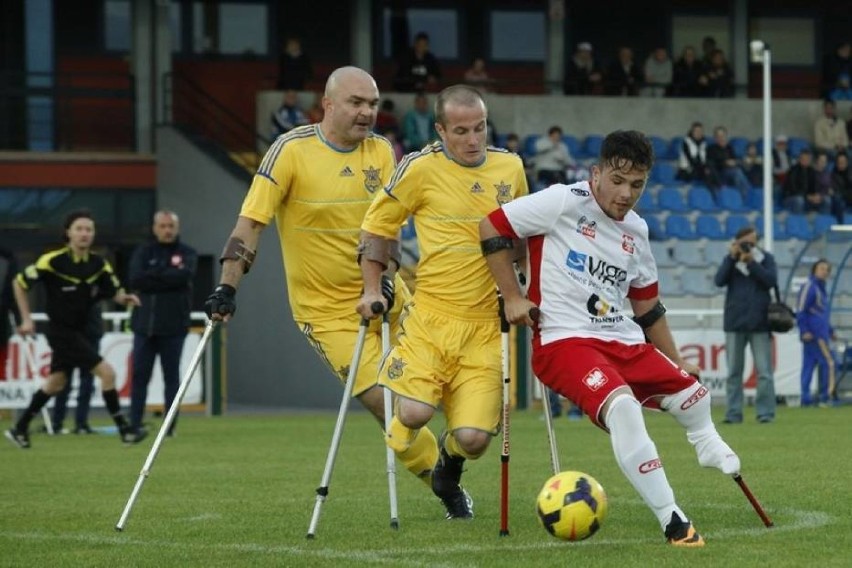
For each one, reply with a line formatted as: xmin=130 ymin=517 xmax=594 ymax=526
xmin=725 ymin=214 xmax=751 ymax=238
xmin=668 ymin=136 xmax=684 ymax=161
xmin=673 ymin=241 xmax=705 ymax=267
xmin=657 ymin=187 xmax=688 ymax=212
xmin=657 ymin=267 xmax=683 ymax=297
xmin=718 ymin=186 xmax=750 ymax=212
xmin=681 ymin=269 xmax=718 ymax=297
xmin=728 ymin=136 xmax=750 ymax=158
xmin=687 ymin=185 xmax=720 ymax=212
xmin=695 ymin=214 xmax=726 ymax=240
xmin=650 ymin=162 xmax=676 ymax=185
xmin=523 ymin=135 xmax=540 ymax=157
xmin=562 ymin=135 xmax=581 ymax=158
xmin=643 ymin=214 xmax=665 ymax=241
xmin=636 ymin=190 xmax=658 ymax=214
xmin=651 ymin=241 xmax=675 ymax=267
xmin=665 ymin=214 xmax=697 ymax=240
xmin=649 ymin=136 xmax=669 ymax=160
xmin=754 ymin=215 xmax=788 ymax=240
xmin=746 ymin=187 xmax=764 ymax=210
xmin=583 ymin=135 xmax=604 ymax=158
xmin=704 ymin=240 xmax=731 ymax=264
xmin=813 ymin=214 xmax=837 ymax=238
xmin=787 ymin=137 xmax=811 ymax=159
xmin=785 ymin=214 xmax=813 ymax=240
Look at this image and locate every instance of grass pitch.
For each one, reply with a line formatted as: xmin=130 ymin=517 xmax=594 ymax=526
xmin=1 ymin=404 xmax=850 ymax=567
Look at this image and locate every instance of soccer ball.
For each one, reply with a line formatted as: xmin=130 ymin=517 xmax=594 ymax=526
xmin=536 ymin=470 xmax=607 ymax=541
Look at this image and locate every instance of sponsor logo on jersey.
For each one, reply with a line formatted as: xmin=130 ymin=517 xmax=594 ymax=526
xmin=587 ymin=256 xmax=628 ymax=286
xmin=494 ymin=180 xmax=512 ymax=204
xmin=639 ymin=458 xmax=662 ymax=474
xmin=362 ymin=165 xmax=382 ymax=193
xmin=470 ymin=181 xmax=484 ymax=193
xmin=621 ymin=234 xmax=635 ymax=254
xmin=337 ymin=365 xmax=350 ymax=379
xmin=387 ymin=357 xmax=406 ymax=380
xmin=576 ymin=215 xmax=596 ymax=239
xmin=585 ymin=293 xmax=625 ymax=325
xmin=340 ymin=166 xmax=355 ymax=177
xmin=566 ymin=249 xmax=587 ymax=272
xmin=571 ymin=186 xmax=589 ymax=197
xmin=582 ymin=367 xmax=608 ymax=391
xmin=680 ymin=385 xmax=708 ymax=410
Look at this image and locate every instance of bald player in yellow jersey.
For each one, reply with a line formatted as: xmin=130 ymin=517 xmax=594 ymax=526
xmin=204 ymin=66 xmax=438 ymax=484
xmin=357 ymin=85 xmax=528 ymax=519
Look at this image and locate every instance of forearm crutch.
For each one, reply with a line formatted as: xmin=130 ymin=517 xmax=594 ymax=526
xmin=733 ymin=474 xmax=774 ymax=528
xmin=307 ymin=304 xmax=380 ymax=539
xmin=19 ymin=335 xmax=53 ymax=435
xmin=381 ymin=311 xmax=399 ymax=530
xmin=115 ymin=320 xmax=217 ymax=531
xmin=498 ymin=294 xmax=511 ymax=536
xmin=540 ymin=381 xmax=561 ymax=475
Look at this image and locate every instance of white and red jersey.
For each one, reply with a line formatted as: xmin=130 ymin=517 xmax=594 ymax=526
xmin=489 ymin=180 xmax=659 ymax=346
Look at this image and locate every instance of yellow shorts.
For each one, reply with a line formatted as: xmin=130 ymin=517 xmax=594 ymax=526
xmin=380 ymin=303 xmax=501 ymax=434
xmin=298 ymin=284 xmax=410 ymax=397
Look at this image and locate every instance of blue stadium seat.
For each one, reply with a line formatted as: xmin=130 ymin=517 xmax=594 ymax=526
xmin=583 ymin=135 xmax=604 ymax=158
xmin=682 ymin=270 xmax=718 ymax=297
xmin=649 ymin=136 xmax=669 ymax=160
xmin=523 ymin=135 xmax=540 ymax=157
xmin=813 ymin=214 xmax=837 ymax=238
xmin=643 ymin=214 xmax=665 ymax=241
xmin=650 ymin=163 xmax=676 ymax=184
xmin=668 ymin=136 xmax=684 ymax=160
xmin=718 ymin=186 xmax=750 ymax=212
xmin=494 ymin=134 xmax=509 ymax=149
xmin=728 ymin=136 xmax=750 ymax=158
xmin=673 ymin=241 xmax=704 ymax=267
xmin=636 ymin=191 xmax=658 ymax=213
xmin=657 ymin=187 xmax=688 ymax=212
xmin=746 ymin=187 xmax=764 ymax=210
xmin=657 ymin=268 xmax=684 ymax=297
xmin=695 ymin=214 xmax=726 ymax=239
xmin=755 ymin=215 xmax=788 ymax=240
xmin=687 ymin=186 xmax=720 ymax=212
xmin=787 ymin=137 xmax=811 ymax=159
xmin=657 ymin=187 xmax=689 ymax=213
xmin=785 ymin=214 xmax=814 ymax=240
xmin=725 ymin=214 xmax=751 ymax=238
xmin=704 ymin=240 xmax=731 ymax=264
xmin=651 ymin=241 xmax=675 ymax=267
xmin=665 ymin=214 xmax=697 ymax=240
xmin=562 ymin=135 xmax=581 ymax=158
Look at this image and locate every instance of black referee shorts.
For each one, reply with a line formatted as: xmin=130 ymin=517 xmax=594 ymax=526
xmin=46 ymin=325 xmax=102 ymax=374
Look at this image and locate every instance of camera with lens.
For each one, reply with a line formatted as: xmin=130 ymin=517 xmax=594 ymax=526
xmin=739 ymin=242 xmax=753 ymax=254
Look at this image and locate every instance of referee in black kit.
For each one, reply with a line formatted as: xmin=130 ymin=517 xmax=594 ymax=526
xmin=5 ymin=210 xmax=143 ymax=449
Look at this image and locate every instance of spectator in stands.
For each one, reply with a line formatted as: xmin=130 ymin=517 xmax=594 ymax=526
xmin=701 ymin=36 xmax=718 ymax=69
xmin=276 ymin=37 xmax=312 ymax=91
xmin=605 ymin=46 xmax=643 ymax=96
xmin=463 ymin=57 xmax=496 ymax=92
xmin=504 ymin=133 xmax=535 ymax=192
xmin=742 ymin=142 xmax=764 ymax=188
xmin=0 ymin=247 xmax=21 ymax=383
xmin=830 ymin=152 xmax=852 ymax=222
xmin=821 ymin=41 xmax=851 ymax=99
xmin=796 ymin=259 xmax=836 ymax=406
xmin=814 ymin=99 xmax=849 ymax=157
xmin=828 ymin=73 xmax=852 ymax=101
xmin=772 ymin=135 xmax=792 ymax=189
xmin=271 ymin=90 xmax=309 ymax=138
xmin=671 ymin=46 xmax=705 ymax=97
xmin=675 ymin=121 xmax=711 ymax=183
xmin=782 ymin=148 xmax=819 ymax=214
xmin=641 ymin=47 xmax=673 ymax=97
xmin=564 ymin=42 xmax=603 ymax=95
xmin=393 ymin=32 xmax=441 ymax=93
xmin=713 ymin=225 xmax=778 ymax=424
xmin=700 ymin=49 xmax=734 ymax=98
xmin=401 ymin=92 xmax=437 ymax=152
xmin=375 ymin=99 xmax=399 ymax=134
xmin=707 ymin=126 xmax=751 ymax=199
xmin=532 ymin=126 xmax=575 ymax=186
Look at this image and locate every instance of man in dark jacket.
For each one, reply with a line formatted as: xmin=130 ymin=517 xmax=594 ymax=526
xmin=127 ymin=210 xmax=197 ymax=441
xmin=713 ymin=226 xmax=778 ymax=424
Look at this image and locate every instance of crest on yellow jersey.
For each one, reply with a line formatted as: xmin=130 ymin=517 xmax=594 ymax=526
xmin=386 ymin=357 xmax=406 ymax=380
xmin=494 ymin=180 xmax=512 ymax=205
xmin=363 ymin=166 xmax=382 ymax=193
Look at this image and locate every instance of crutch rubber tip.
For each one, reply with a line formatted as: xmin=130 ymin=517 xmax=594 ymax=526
xmin=390 ymin=519 xmax=399 ymax=530
xmin=499 ymin=530 xmax=510 ymax=537
xmin=115 ymin=526 xmax=123 ymax=532
xmin=306 ymin=533 xmax=315 ymax=540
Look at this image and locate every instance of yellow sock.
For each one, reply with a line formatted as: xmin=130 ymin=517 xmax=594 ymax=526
xmin=386 ymin=417 xmax=438 ymax=485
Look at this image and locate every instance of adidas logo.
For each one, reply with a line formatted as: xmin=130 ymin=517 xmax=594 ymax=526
xmin=340 ymin=166 xmax=354 ymax=177
xmin=470 ymin=182 xmax=483 ymax=193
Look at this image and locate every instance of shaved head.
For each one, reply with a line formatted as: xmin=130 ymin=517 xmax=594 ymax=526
xmin=320 ymin=66 xmax=380 ymax=149
xmin=325 ymin=66 xmax=376 ymax=99
xmin=153 ymin=209 xmax=180 ymax=243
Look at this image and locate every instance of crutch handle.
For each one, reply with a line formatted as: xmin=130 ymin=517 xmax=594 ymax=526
xmin=529 ymin=307 xmax=541 ymax=323
xmin=371 ymin=301 xmax=385 ymax=315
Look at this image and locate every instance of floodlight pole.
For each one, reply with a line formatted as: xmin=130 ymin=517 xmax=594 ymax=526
xmin=759 ymin=42 xmax=774 ymax=253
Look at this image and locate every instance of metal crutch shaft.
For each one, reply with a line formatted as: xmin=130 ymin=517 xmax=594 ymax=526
xmin=498 ymin=294 xmax=511 ymax=536
xmin=115 ymin=320 xmax=217 ymax=531
xmin=381 ymin=312 xmax=399 ymax=530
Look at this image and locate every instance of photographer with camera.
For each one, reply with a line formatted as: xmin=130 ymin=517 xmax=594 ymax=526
xmin=713 ymin=226 xmax=779 ymax=424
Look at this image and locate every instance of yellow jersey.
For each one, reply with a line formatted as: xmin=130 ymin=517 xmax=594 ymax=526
xmin=240 ymin=124 xmax=396 ymax=322
xmin=362 ymin=142 xmax=528 ymax=319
